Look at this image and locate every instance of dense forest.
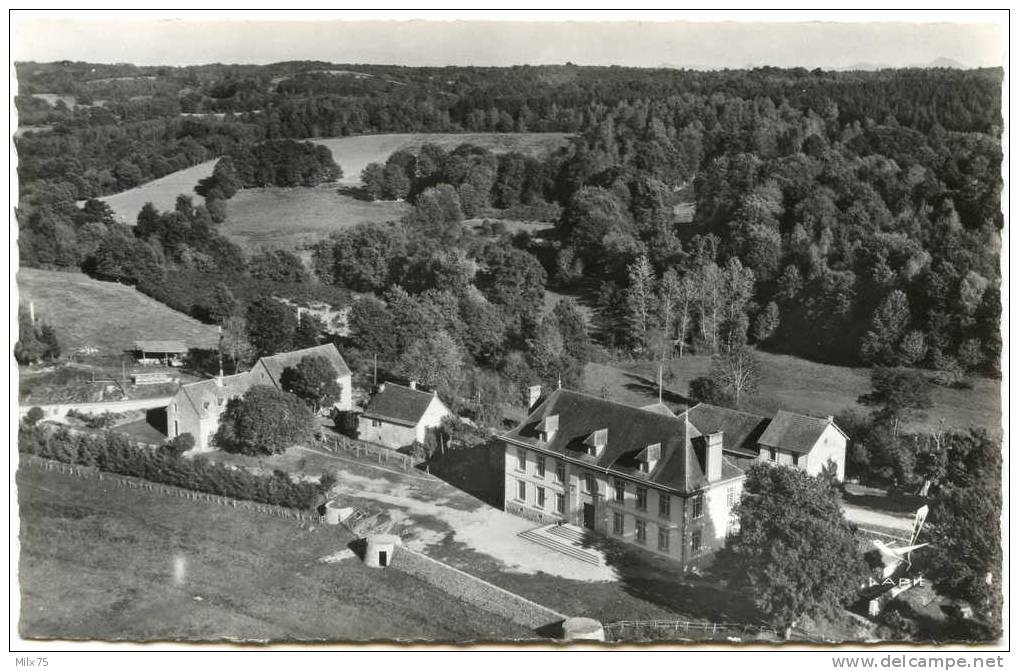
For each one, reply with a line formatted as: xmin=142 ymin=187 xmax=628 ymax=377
xmin=15 ymin=61 xmax=1002 ymax=379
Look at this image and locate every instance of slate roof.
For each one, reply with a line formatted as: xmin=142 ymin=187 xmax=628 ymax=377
xmin=640 ymin=401 xmax=678 ymax=417
xmin=134 ymin=339 xmax=188 ymax=354
xmin=757 ymin=410 xmax=840 ymax=455
xmin=686 ymin=403 xmax=771 ymax=458
xmin=178 ymin=373 xmax=259 ymax=419
xmin=362 ymin=383 xmax=438 ymax=427
xmin=502 ymin=388 xmax=742 ymax=494
xmin=256 ymin=343 xmax=351 ymax=386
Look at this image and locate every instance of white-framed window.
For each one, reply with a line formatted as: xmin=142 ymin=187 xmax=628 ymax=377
xmin=584 ymin=473 xmax=596 ymax=494
xmin=635 ymin=519 xmax=647 ymax=544
xmin=614 ymin=479 xmax=625 ymax=503
xmin=691 ymin=493 xmax=704 ymax=519
xmin=691 ymin=529 xmax=702 ymax=554
xmin=792 ymin=453 xmax=800 ymax=467
xmin=372 ymin=419 xmax=382 ymax=428
xmin=659 ymin=494 xmax=671 ymax=518
xmin=769 ymin=448 xmax=777 ymax=462
xmin=636 ymin=487 xmax=648 ymax=511
xmin=517 ymin=479 xmax=526 ymax=501
xmin=536 ymin=486 xmax=546 ymax=509
xmin=516 ymin=448 xmax=527 ymax=472
xmin=555 ymin=461 xmax=565 ymax=483
xmin=613 ymin=512 xmax=624 ymax=535
xmin=555 ymin=492 xmax=565 ymax=514
xmin=536 ymin=455 xmax=546 ymax=478
xmin=658 ymin=526 xmax=670 ymax=552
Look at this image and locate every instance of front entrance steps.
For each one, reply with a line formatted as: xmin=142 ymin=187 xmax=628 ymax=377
xmin=518 ymin=523 xmax=606 ymax=566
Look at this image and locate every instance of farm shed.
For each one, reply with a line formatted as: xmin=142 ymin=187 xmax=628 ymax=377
xmin=133 ymin=340 xmax=188 ymax=366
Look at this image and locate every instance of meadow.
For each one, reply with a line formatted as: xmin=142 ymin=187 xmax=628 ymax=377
xmin=88 ymin=159 xmax=218 ymax=224
xmin=315 ymin=132 xmax=573 ymax=186
xmin=585 ymin=352 xmax=1001 ymax=438
xmin=16 ymin=466 xmax=526 ymax=642
xmin=219 ymin=184 xmax=408 ymax=251
xmin=16 ymin=267 xmax=220 ymax=355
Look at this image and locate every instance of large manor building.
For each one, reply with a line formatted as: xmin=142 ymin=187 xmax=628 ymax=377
xmin=499 ymin=388 xmax=847 ymax=569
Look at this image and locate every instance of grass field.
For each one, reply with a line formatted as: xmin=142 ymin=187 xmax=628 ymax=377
xmin=16 ymin=267 xmax=220 ymax=355
xmin=16 ymin=466 xmax=528 ymax=642
xmin=220 ymin=184 xmax=409 ymax=251
xmin=585 ymin=351 xmax=1001 ymax=437
xmin=315 ymin=133 xmax=573 ymax=186
xmin=86 ymin=159 xmax=218 ymax=225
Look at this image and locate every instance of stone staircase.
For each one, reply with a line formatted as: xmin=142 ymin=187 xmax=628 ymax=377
xmin=518 ymin=523 xmax=605 ymax=566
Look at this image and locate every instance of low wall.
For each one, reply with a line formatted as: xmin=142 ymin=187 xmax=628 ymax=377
xmin=392 ymin=546 xmax=566 ymax=631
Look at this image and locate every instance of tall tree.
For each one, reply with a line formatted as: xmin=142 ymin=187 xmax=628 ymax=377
xmin=717 ymin=463 xmax=869 ymax=638
xmin=245 ymin=297 xmax=297 ymax=357
xmin=281 ymin=355 xmax=342 ymax=412
xmin=214 ymin=385 xmax=315 ymax=455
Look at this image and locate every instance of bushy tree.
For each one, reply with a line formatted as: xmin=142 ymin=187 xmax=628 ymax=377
xmin=245 ymin=297 xmax=298 ymax=357
xmin=858 ymin=367 xmax=933 ymax=437
xmin=214 ymin=385 xmax=315 ymax=455
xmin=281 ymin=355 xmax=342 ymax=412
xmin=717 ymin=463 xmax=869 ymax=638
xmin=361 ymin=162 xmax=386 ymax=200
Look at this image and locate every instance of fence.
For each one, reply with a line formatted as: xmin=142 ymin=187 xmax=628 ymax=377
xmin=392 ymin=546 xmax=567 ymax=631
xmin=604 ymin=618 xmax=778 ymax=642
xmin=19 ymin=454 xmax=320 ymax=524
xmin=319 ymin=433 xmax=417 ymax=472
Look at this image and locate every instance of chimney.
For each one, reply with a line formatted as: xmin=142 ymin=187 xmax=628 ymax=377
xmin=408 ymin=380 xmax=417 ymax=390
xmin=29 ymin=301 xmax=35 ymax=326
xmin=826 ymin=415 xmax=834 ymax=423
xmin=700 ymin=431 xmax=723 ymax=482
xmin=527 ymin=384 xmax=542 ymax=410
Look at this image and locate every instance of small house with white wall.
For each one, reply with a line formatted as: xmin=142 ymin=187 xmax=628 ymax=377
xmin=357 ymin=382 xmax=451 ymax=449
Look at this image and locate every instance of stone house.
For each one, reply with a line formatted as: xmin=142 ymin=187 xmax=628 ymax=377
xmin=357 ymin=382 xmax=452 ymax=449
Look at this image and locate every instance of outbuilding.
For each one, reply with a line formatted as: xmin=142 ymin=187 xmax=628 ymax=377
xmin=357 ymin=382 xmax=452 ymax=450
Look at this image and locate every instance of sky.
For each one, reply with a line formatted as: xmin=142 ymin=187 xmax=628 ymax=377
xmin=10 ymin=12 xmax=1006 ymax=70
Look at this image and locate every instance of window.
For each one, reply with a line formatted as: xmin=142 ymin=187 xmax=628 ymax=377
xmin=658 ymin=526 xmax=670 ymax=552
xmin=659 ymin=494 xmax=671 ymax=518
xmin=769 ymin=448 xmax=777 ymax=462
xmin=691 ymin=529 xmax=702 ymax=554
xmin=636 ymin=487 xmax=647 ymax=511
xmin=635 ymin=520 xmax=647 ymax=544
xmin=555 ymin=461 xmax=565 ymax=483
xmin=536 ymin=486 xmax=546 ymax=509
xmin=517 ymin=480 xmax=526 ymax=501
xmin=614 ymin=479 xmax=625 ymax=503
xmin=691 ymin=494 xmax=704 ymax=519
xmin=792 ymin=453 xmax=800 ymax=467
xmin=536 ymin=455 xmax=546 ymax=478
xmin=516 ymin=448 xmax=527 ymax=471
xmin=726 ymin=485 xmax=738 ymax=507
xmin=584 ymin=473 xmax=597 ymax=494
xmin=555 ymin=492 xmax=565 ymax=514
xmin=613 ymin=512 xmax=624 ymax=535
xmin=372 ymin=419 xmax=382 ymax=427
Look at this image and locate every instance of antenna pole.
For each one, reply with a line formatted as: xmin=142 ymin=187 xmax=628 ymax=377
xmin=373 ymin=353 xmax=378 ymax=387
xmin=658 ymin=365 xmax=663 ymax=403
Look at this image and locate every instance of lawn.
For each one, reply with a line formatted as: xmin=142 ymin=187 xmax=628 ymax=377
xmin=584 ymin=351 xmax=1001 ymax=438
xmin=219 ymin=184 xmax=408 ymax=252
xmin=314 ymin=132 xmax=573 ymax=186
xmin=86 ymin=159 xmax=218 ymax=224
xmin=16 ymin=267 xmax=221 ymax=355
xmin=205 ymin=444 xmax=766 ymax=629
xmin=16 ymin=466 xmax=528 ymax=643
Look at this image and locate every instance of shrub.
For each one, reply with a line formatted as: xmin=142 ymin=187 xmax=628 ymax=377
xmin=163 ymin=432 xmax=195 ymax=457
xmin=25 ymin=407 xmax=44 ymax=426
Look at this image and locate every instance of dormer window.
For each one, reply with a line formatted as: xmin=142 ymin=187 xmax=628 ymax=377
xmin=636 ymin=443 xmax=661 ymax=473
xmin=583 ymin=428 xmax=608 ymax=456
xmin=537 ymin=414 xmax=559 ymax=442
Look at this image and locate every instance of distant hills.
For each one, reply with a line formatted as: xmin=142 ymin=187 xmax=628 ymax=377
xmin=656 ymin=57 xmax=973 ymax=71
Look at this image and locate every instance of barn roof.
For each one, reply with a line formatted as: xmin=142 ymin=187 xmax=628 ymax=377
xmin=758 ymin=410 xmax=841 ymax=455
xmin=256 ymin=343 xmax=351 ymax=386
xmin=134 ymin=339 xmax=188 ymax=353
xmin=686 ymin=403 xmax=771 ymax=457
xmin=362 ymin=383 xmax=439 ymax=427
xmin=177 ymin=374 xmax=259 ymax=419
xmin=502 ymin=388 xmax=742 ymax=494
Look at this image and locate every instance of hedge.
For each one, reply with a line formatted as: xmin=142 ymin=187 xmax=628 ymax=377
xmin=19 ymin=424 xmax=322 ymax=510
